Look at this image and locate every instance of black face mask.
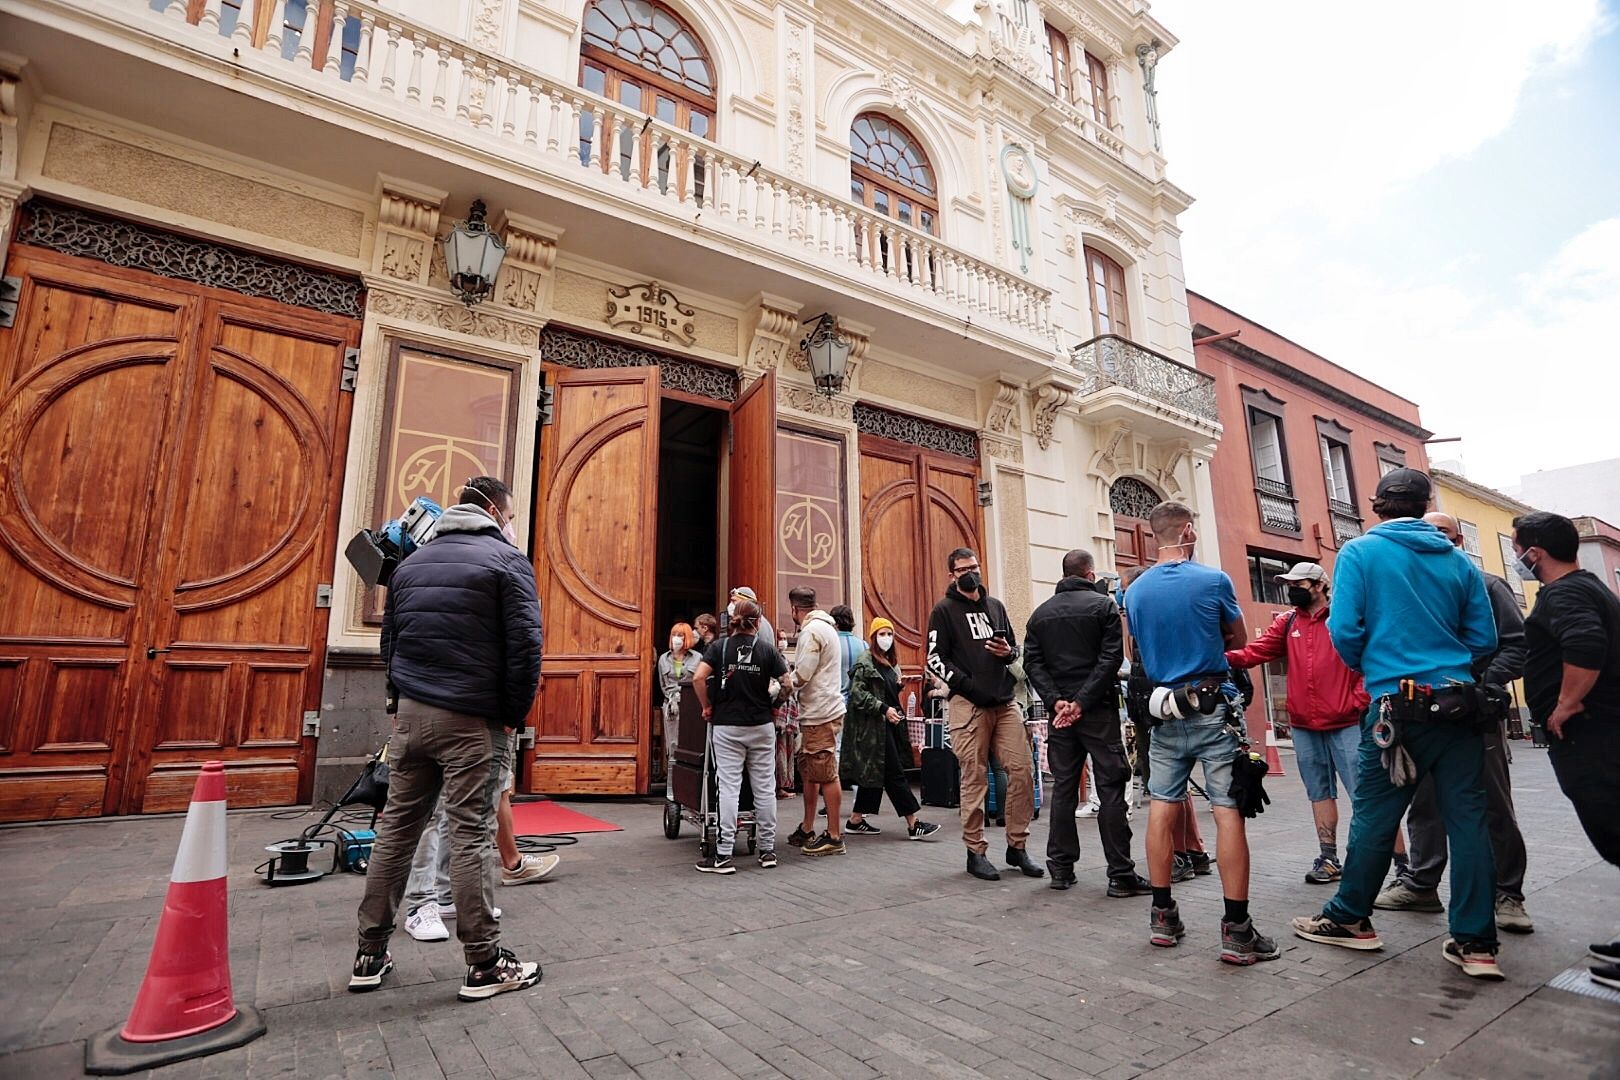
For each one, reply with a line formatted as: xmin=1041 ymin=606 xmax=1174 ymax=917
xmin=1287 ymin=586 xmax=1314 ymax=609
xmin=957 ymin=571 xmax=982 ymax=594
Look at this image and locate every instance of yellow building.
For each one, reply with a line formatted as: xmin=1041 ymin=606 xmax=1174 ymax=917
xmin=1431 ymin=468 xmax=1539 ymax=722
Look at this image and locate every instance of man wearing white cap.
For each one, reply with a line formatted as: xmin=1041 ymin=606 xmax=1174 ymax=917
xmin=1227 ymin=561 xmax=1372 ymax=885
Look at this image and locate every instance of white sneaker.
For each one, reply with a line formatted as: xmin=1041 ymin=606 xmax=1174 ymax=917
xmin=439 ymin=903 xmax=502 ymax=920
xmin=406 ymin=902 xmax=450 ymax=942
xmin=501 ymin=852 xmax=560 ymax=886
xmin=1076 ymin=802 xmax=1099 ymax=818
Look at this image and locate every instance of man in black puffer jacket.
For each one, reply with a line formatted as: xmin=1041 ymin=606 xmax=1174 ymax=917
xmin=353 ymin=477 xmax=544 ymax=1003
xmin=1024 ymin=549 xmax=1147 ymax=896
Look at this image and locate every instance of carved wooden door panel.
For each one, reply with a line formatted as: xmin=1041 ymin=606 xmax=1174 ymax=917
xmin=128 ymin=298 xmax=356 ymax=813
xmin=529 ymin=365 xmax=659 ymax=794
xmin=0 ymin=249 xmax=356 ymax=819
xmin=858 ymin=436 xmax=984 ymax=673
xmin=728 ymin=370 xmax=775 ymax=628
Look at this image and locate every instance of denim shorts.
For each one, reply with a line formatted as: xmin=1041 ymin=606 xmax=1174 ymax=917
xmin=1291 ymin=724 xmax=1361 ymax=803
xmin=1145 ymin=704 xmax=1240 ymax=808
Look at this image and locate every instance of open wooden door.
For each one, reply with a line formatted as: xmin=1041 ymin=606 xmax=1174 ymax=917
xmin=529 ymin=365 xmax=659 ymax=794
xmin=727 ymin=370 xmax=776 ymax=628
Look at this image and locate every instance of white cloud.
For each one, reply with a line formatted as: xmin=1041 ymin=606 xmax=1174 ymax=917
xmin=1148 ymin=0 xmax=1616 ymax=491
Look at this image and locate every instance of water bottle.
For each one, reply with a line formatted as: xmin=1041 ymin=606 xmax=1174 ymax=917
xmin=906 ymin=691 xmax=918 ymax=718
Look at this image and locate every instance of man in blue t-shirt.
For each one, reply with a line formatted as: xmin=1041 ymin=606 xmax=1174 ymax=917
xmin=1124 ymin=501 xmax=1279 ymax=967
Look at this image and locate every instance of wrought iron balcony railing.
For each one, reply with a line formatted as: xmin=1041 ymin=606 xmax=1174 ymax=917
xmin=129 ymin=0 xmax=1054 ymax=342
xmin=1329 ymin=498 xmax=1364 ymax=545
xmin=1069 ymin=335 xmax=1220 ymax=424
xmin=1254 ymin=476 xmax=1301 ymax=534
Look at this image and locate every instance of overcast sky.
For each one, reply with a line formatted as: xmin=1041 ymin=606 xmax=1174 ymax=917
xmin=1150 ymin=0 xmax=1620 ymax=491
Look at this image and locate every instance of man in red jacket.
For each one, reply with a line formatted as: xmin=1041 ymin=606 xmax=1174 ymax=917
xmin=1227 ymin=562 xmax=1371 ymax=885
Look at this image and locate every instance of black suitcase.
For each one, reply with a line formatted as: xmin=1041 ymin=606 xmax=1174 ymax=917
xmin=921 ymin=748 xmax=960 ymax=808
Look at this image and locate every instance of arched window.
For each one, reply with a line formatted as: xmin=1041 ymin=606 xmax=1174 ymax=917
xmin=578 ymin=0 xmax=716 ymax=188
xmin=1084 ymin=245 xmax=1131 ymax=339
xmin=849 ymin=113 xmax=939 ymax=236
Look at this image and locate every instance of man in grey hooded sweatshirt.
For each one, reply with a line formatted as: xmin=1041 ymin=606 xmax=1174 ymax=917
xmin=352 ymin=477 xmax=545 ymax=1003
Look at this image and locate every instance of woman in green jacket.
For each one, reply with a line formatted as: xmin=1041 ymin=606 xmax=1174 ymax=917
xmin=841 ymin=617 xmax=940 ymax=839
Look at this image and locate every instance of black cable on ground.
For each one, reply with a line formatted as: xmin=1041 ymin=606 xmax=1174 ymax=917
xmin=515 ymin=833 xmax=580 ymax=854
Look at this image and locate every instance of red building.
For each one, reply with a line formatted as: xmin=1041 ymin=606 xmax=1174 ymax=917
xmin=1189 ymin=293 xmax=1431 ymax=737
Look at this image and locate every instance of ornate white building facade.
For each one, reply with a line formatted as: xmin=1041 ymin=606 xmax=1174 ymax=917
xmin=0 ymin=0 xmax=1220 ymax=813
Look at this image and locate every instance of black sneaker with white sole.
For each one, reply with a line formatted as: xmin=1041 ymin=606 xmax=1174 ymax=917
xmin=907 ymin=820 xmax=941 ymax=840
xmin=757 ymin=850 xmax=778 ymax=869
xmin=695 ymin=854 xmax=736 ymax=874
xmin=1589 ymin=939 xmax=1620 ymax=965
xmin=1589 ymin=962 xmax=1620 ymax=990
xmin=458 ymin=948 xmax=542 ymax=1001
xmin=845 ymin=818 xmax=881 ymax=835
xmin=786 ymin=824 xmax=815 ymax=847
xmin=348 ymin=950 xmax=393 ymax=993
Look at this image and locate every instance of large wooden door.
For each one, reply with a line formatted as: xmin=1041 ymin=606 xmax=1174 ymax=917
xmin=728 ymin=370 xmax=775 ymax=627
xmin=858 ymin=436 xmax=983 ymax=672
xmin=0 ymin=248 xmax=356 ymax=819
xmin=529 ymin=365 xmax=659 ymax=794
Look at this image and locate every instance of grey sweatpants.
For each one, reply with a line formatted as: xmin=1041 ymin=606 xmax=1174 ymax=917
xmin=713 ymin=724 xmax=778 ymax=857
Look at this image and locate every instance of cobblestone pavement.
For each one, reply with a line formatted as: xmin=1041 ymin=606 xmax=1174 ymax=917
xmin=0 ymin=746 xmax=1615 ymax=1080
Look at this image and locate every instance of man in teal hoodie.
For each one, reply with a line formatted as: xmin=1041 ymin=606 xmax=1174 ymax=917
xmin=1290 ymin=469 xmax=1503 ymax=980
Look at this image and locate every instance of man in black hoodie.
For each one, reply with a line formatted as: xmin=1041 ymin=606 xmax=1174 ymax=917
xmin=352 ymin=477 xmax=544 ymax=1003
xmin=927 ymin=547 xmax=1044 ymax=881
xmin=1025 ymin=549 xmax=1149 ymax=895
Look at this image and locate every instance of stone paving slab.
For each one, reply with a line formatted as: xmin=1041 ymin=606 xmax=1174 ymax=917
xmin=0 ymin=746 xmax=1614 ymax=1079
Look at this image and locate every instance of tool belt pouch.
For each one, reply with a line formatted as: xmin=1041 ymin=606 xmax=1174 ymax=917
xmin=1422 ymin=685 xmax=1507 ymax=729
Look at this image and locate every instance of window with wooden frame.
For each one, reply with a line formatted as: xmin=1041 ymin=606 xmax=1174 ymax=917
xmin=1083 ymin=245 xmax=1131 ymax=339
xmin=1242 ymin=387 xmax=1300 ymax=534
xmin=850 ymin=113 xmax=939 ymax=281
xmin=1374 ymin=441 xmax=1407 ymax=477
xmin=1458 ymin=520 xmax=1484 ymax=571
xmin=1084 ymin=51 xmax=1112 ymax=129
xmin=1315 ymin=418 xmax=1357 ymax=509
xmin=578 ymin=0 xmax=716 ymax=194
xmin=1045 ymin=23 xmax=1074 ymax=101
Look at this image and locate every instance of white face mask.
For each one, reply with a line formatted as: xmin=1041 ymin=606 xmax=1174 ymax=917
xmin=670 ymin=637 xmax=684 ymax=652
xmin=1513 ymin=550 xmax=1539 ymax=583
xmin=875 ymin=633 xmax=895 ymax=651
xmin=499 ymin=518 xmax=517 ymax=544
xmin=726 ymin=601 xmax=736 ymax=617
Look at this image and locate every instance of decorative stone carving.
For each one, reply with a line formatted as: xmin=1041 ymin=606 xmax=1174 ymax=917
xmin=375 ymin=177 xmax=445 ymax=288
xmin=19 ymin=199 xmax=364 ymax=317
xmin=982 ymin=436 xmax=1023 ymax=465
xmin=745 ymin=294 xmax=802 ymax=375
xmin=370 ymin=289 xmax=538 ymax=348
xmin=470 ymin=0 xmax=504 ymax=50
xmin=1042 ymin=0 xmax=1125 ymax=55
xmin=0 ymin=66 xmax=20 ymax=187
xmin=1138 ymin=41 xmax=1163 ymax=152
xmin=1066 ymin=204 xmax=1142 ymax=258
xmin=779 ymin=381 xmax=854 ymax=422
xmin=878 ymin=68 xmax=920 ymax=113
xmin=494 ymin=210 xmax=559 ymax=317
xmin=1029 ymin=384 xmax=1071 ymax=451
xmin=985 ymin=380 xmax=1022 ymax=435
xmin=785 ymin=27 xmax=807 ymax=177
xmin=1000 ymin=143 xmax=1037 ymax=274
xmin=606 ymin=281 xmax=697 ymax=346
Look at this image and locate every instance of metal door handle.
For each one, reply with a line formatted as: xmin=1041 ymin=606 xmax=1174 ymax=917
xmin=146 ymin=647 xmax=171 ymax=659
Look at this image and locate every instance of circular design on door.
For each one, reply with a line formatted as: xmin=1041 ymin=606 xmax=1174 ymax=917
xmin=0 ymin=337 xmax=181 ymax=608
xmin=1109 ymin=476 xmax=1162 ymax=519
xmin=860 ymin=477 xmax=923 ymax=638
xmin=778 ymin=497 xmax=837 ymax=574
xmin=170 ymin=346 xmax=329 ymax=610
xmin=543 ymin=403 xmax=647 ymax=630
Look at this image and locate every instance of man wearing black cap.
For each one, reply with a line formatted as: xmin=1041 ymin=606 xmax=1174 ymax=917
xmin=1290 ymin=469 xmax=1502 ymax=980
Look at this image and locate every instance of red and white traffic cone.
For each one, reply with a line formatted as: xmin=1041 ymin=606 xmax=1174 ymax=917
xmin=85 ymin=762 xmax=265 ymax=1075
xmin=1263 ymin=726 xmax=1285 ymax=777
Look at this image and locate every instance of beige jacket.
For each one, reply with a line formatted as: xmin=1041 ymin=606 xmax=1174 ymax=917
xmin=790 ymin=611 xmax=846 ymax=724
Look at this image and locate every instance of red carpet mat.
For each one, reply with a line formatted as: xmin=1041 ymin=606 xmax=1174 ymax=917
xmin=509 ymin=799 xmax=622 ymax=835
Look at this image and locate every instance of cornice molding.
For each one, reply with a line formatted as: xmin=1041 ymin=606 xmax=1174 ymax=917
xmin=1197 ymin=323 xmax=1433 ymax=443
